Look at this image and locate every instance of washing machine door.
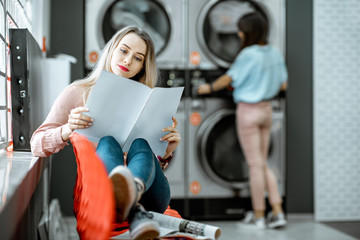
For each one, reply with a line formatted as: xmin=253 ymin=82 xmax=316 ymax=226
xmin=197 ymin=0 xmax=261 ymax=68
xmin=99 ymin=0 xmax=171 ymax=56
xmin=197 ymin=108 xmax=275 ymax=190
xmin=197 ymin=109 xmax=248 ymax=189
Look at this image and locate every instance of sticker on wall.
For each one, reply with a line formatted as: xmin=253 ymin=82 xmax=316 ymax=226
xmin=190 ymin=181 xmax=201 ymax=195
xmin=190 ymin=112 xmax=201 ymax=126
xmin=190 ymin=51 xmax=201 ymax=65
xmin=88 ymin=51 xmax=98 ymax=63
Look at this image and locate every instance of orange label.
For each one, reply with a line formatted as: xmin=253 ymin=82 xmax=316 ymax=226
xmin=190 ymin=51 xmax=201 ymax=65
xmin=89 ymin=51 xmax=99 ymax=63
xmin=190 ymin=181 xmax=201 ymax=195
xmin=190 ymin=112 xmax=201 ymax=126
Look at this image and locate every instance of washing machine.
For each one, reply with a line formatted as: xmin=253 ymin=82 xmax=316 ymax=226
xmin=187 ymin=0 xmax=286 ymax=69
xmin=186 ymin=97 xmax=286 ymax=198
xmin=156 ymin=70 xmax=187 ymax=198
xmin=85 ymin=0 xmax=186 ymax=71
xmin=163 ymin=98 xmax=187 ymax=198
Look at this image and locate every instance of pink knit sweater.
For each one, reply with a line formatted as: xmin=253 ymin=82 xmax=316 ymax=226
xmin=30 ymin=84 xmax=85 ymax=157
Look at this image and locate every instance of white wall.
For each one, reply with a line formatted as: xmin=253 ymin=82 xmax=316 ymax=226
xmin=314 ymin=0 xmax=360 ymax=221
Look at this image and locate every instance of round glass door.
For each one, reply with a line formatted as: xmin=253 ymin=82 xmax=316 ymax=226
xmin=101 ymin=0 xmax=171 ymax=56
xmin=198 ymin=109 xmax=274 ymax=190
xmin=197 ymin=109 xmax=248 ymax=189
xmin=198 ymin=0 xmax=259 ymax=68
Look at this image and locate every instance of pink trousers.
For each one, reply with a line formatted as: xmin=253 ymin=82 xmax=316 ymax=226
xmin=236 ymin=101 xmax=282 ymax=211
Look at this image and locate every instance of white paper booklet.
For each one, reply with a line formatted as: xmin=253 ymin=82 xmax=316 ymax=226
xmin=111 ymin=227 xmax=214 ymax=240
xmin=111 ymin=211 xmax=221 ymax=240
xmin=76 ymin=70 xmax=184 ymax=156
xmin=149 ymin=211 xmax=221 ymax=240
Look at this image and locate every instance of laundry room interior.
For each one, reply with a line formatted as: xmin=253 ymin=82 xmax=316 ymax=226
xmin=1 ymin=0 xmax=360 ymax=239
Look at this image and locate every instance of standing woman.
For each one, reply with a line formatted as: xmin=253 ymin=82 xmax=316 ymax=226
xmin=198 ymin=11 xmax=287 ymax=229
xmin=31 ymin=26 xmax=180 ymax=239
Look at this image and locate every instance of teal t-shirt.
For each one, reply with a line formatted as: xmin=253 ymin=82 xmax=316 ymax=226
xmin=227 ymin=45 xmax=288 ymax=103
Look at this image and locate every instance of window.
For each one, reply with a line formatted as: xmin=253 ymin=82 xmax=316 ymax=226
xmin=0 ymin=0 xmax=32 ymax=150
xmin=0 ymin=1 xmax=8 ymax=149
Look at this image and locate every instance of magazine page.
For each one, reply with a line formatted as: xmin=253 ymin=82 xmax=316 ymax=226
xmin=76 ymin=71 xmax=151 ymax=145
xmin=160 ymin=231 xmax=213 ymax=240
xmin=150 ymin=211 xmax=221 ymax=240
xmin=122 ymin=86 xmax=184 ymax=156
xmin=111 ymin=227 xmax=213 ymax=240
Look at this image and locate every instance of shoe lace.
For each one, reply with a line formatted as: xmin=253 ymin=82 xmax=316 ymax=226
xmin=132 ymin=205 xmax=154 ymax=220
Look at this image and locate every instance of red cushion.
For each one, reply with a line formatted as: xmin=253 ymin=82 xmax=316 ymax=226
xmin=71 ymin=133 xmax=115 ymax=240
xmin=70 ymin=133 xmax=182 ymax=239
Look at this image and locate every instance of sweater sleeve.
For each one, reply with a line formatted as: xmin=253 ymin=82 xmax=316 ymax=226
xmin=30 ymin=84 xmax=84 ymax=157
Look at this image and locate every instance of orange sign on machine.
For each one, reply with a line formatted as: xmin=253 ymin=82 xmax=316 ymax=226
xmin=190 ymin=181 xmax=201 ymax=195
xmin=190 ymin=112 xmax=201 ymax=126
xmin=88 ymin=51 xmax=99 ymax=63
xmin=190 ymin=51 xmax=201 ymax=65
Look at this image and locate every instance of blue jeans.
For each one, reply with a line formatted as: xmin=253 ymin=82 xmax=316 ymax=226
xmin=96 ymin=136 xmax=170 ymax=213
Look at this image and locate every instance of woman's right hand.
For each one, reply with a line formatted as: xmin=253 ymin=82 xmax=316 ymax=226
xmin=61 ymin=107 xmax=93 ymax=141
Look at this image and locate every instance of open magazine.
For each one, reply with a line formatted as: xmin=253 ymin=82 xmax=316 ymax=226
xmin=112 ymin=212 xmax=221 ymax=240
xmin=76 ymin=70 xmax=184 ymax=156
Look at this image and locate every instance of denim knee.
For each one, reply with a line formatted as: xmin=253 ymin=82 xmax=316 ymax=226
xmin=97 ymin=136 xmax=123 ymax=154
xmin=99 ymin=136 xmax=117 ymax=145
xmin=130 ymin=138 xmax=151 ymax=152
xmin=96 ymin=136 xmax=124 ymax=173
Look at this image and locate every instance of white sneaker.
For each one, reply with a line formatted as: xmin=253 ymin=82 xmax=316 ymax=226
xmin=240 ymin=211 xmax=266 ymax=230
xmin=109 ymin=165 xmax=137 ymax=222
xmin=267 ymin=212 xmax=287 ymax=229
xmin=128 ymin=204 xmax=160 ymax=240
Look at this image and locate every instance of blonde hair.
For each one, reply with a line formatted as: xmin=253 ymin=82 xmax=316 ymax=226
xmin=73 ymin=26 xmax=158 ymax=103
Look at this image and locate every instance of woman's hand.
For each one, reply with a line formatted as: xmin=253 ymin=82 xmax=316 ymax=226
xmin=198 ymin=75 xmax=232 ymax=95
xmin=161 ymin=116 xmax=181 ymax=159
xmin=197 ymin=83 xmax=211 ymax=95
xmin=61 ymin=107 xmax=93 ymax=141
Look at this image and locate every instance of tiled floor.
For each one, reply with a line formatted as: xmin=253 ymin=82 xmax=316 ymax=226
xmin=63 ymin=214 xmax=359 ymax=240
xmin=203 ymin=214 xmax=359 ymax=240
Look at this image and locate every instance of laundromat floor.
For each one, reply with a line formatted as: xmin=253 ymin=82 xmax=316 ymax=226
xmin=61 ymin=214 xmax=359 ymax=239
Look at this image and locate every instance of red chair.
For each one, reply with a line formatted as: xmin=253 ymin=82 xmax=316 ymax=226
xmin=70 ymin=133 xmax=182 ymax=239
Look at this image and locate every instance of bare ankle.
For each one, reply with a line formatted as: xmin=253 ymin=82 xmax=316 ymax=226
xmin=254 ymin=210 xmax=265 ymax=219
xmin=272 ymin=203 xmax=283 ymax=216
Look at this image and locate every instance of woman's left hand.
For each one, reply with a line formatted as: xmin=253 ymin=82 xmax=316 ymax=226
xmin=161 ymin=116 xmax=181 ymax=159
xmin=197 ymin=83 xmax=211 ymax=95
